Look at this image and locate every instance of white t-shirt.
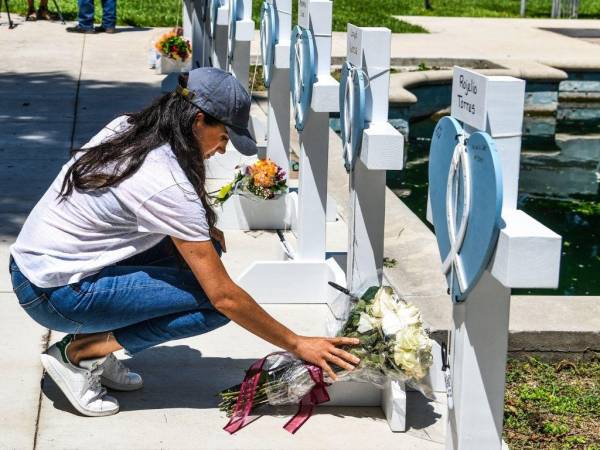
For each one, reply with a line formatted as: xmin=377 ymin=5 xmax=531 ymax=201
xmin=10 ymin=116 xmax=211 ymax=288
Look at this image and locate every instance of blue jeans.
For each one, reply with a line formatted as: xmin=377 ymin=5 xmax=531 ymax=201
xmin=9 ymin=238 xmax=230 ymax=354
xmin=77 ymin=0 xmax=116 ymax=30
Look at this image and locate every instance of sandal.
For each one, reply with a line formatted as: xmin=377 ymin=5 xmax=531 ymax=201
xmin=25 ymin=8 xmax=37 ymax=21
xmin=36 ymin=7 xmax=52 ymax=20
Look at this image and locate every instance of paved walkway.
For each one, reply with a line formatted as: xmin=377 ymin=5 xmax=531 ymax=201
xmin=0 ymin=16 xmax=445 ymax=450
xmin=250 ymin=17 xmax=600 ymax=70
xmin=391 ymin=17 xmax=600 ymax=69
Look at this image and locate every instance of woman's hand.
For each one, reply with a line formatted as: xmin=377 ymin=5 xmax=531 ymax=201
xmin=172 ymin=238 xmax=360 ymax=379
xmin=292 ymin=336 xmax=361 ymax=381
xmin=210 ymin=227 xmax=227 ymax=252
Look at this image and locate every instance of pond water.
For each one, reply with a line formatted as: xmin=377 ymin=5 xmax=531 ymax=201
xmin=386 ymin=116 xmax=600 ymax=296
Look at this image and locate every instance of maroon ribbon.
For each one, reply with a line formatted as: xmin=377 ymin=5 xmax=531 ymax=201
xmin=223 ymin=355 xmax=270 ymax=434
xmin=283 ymin=363 xmax=330 ymax=434
xmin=223 ymin=353 xmax=330 ymax=435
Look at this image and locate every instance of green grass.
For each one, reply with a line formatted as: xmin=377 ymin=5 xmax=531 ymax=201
xmin=396 ymin=0 xmax=600 ymax=18
xmin=15 ymin=0 xmax=600 ymax=31
xmin=504 ymin=356 xmax=600 ymax=449
xmin=11 ymin=0 xmax=425 ymax=31
xmin=9 ymin=0 xmax=182 ymax=27
xmin=251 ymin=0 xmax=426 ymax=33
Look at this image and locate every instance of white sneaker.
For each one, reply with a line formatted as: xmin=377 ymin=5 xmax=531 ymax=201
xmin=40 ymin=336 xmax=119 ymax=417
xmin=100 ymin=353 xmax=143 ymax=391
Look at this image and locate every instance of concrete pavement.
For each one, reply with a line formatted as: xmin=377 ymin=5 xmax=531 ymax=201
xmin=250 ymin=16 xmax=600 ymax=70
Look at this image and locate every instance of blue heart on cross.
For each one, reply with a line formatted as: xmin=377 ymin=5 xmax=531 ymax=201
xmin=259 ymin=1 xmax=277 ymax=88
xmin=428 ymin=116 xmax=504 ymax=302
xmin=290 ymin=25 xmax=315 ymax=131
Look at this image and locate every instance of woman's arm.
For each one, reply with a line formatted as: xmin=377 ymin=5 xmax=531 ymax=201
xmin=172 ymin=237 xmax=360 ymax=380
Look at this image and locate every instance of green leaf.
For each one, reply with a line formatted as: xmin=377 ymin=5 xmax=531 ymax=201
xmin=361 ymin=286 xmax=380 ymax=302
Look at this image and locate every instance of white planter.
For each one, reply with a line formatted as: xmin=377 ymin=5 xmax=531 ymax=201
xmin=216 ymin=192 xmax=297 ymax=230
xmin=155 ymin=55 xmax=192 ymax=75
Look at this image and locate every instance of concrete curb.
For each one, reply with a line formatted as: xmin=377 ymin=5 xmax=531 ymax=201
xmin=388 ymin=61 xmax=569 ymax=105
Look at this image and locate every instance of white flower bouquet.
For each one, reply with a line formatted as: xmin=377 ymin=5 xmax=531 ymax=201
xmin=335 ymin=285 xmax=435 ymax=385
xmin=219 ymin=286 xmax=435 ymax=434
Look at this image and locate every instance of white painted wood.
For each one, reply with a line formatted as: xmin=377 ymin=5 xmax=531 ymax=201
xmin=455 ymin=67 xmax=525 ymax=209
xmin=189 ymin=0 xmax=203 ymax=68
xmin=426 ymin=340 xmax=447 ymax=393
xmin=311 ymin=76 xmax=340 ymax=112
xmin=264 ymin=82 xmax=290 ymax=173
xmin=296 ymin=110 xmax=330 ymax=259
xmin=347 ymin=160 xmax=387 ymax=293
xmin=490 ymin=209 xmax=562 ymax=288
xmin=446 ymin=272 xmax=510 ymax=450
xmin=383 ymin=380 xmax=407 ymax=432
xmin=347 ymin=25 xmax=391 ymax=123
xmin=229 ymin=0 xmax=253 ymax=89
xmin=230 ymin=40 xmax=251 ymax=89
xmin=265 ymin=0 xmax=292 ymax=179
xmin=237 ymin=260 xmax=338 ymax=303
xmin=297 ymin=0 xmax=310 ymax=28
xmin=294 ymin=0 xmax=335 ymax=260
xmin=271 ymin=0 xmax=292 ymax=71
xmin=347 ymin=25 xmax=390 ymax=73
xmin=202 ymin=0 xmax=212 ymax=67
xmin=360 ymin=123 xmax=404 ymax=170
xmin=234 ymin=18 xmax=255 ymax=41
xmin=327 ymin=381 xmax=382 ymax=407
xmin=274 ymin=43 xmax=291 ymax=68
xmin=342 ymin=25 xmax=409 ymax=432
xmin=183 ymin=0 xmax=193 ymax=40
xmin=212 ymin=2 xmax=230 ymax=69
xmin=445 ymin=69 xmax=561 ymax=450
xmin=216 ymin=1 xmax=229 ymax=25
xmin=308 ymin=2 xmax=332 ymax=78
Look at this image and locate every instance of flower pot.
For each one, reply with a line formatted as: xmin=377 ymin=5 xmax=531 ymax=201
xmin=216 ymin=192 xmax=297 ymax=230
xmin=155 ymin=55 xmax=192 ymax=75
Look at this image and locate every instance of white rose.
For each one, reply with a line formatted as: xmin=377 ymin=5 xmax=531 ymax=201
xmin=394 ymin=326 xmax=421 ymax=351
xmin=357 ymin=312 xmax=375 ymax=333
xmin=382 ymin=303 xmax=422 ymax=336
xmin=394 ymin=349 xmax=418 ymax=372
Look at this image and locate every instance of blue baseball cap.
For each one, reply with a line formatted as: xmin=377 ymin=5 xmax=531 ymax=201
xmin=177 ymin=67 xmax=257 ymax=156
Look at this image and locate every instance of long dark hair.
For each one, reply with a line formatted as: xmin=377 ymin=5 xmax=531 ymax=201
xmin=59 ymin=74 xmax=217 ymax=229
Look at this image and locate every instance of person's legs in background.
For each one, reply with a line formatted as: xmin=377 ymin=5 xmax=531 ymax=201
xmin=97 ymin=0 xmax=116 ymax=33
xmin=36 ymin=0 xmax=50 ymax=20
xmin=66 ymin=0 xmax=96 ymax=33
xmin=26 ymin=0 xmax=36 ymax=20
xmin=77 ymin=0 xmax=95 ymax=29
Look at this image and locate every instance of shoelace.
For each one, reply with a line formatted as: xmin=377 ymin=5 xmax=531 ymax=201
xmin=111 ymin=356 xmax=128 ymax=373
xmin=85 ymin=365 xmax=108 ymax=402
xmin=106 ymin=354 xmax=129 ymax=376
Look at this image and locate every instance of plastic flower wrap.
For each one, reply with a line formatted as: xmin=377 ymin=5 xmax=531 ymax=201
xmin=218 ymin=286 xmax=435 ymax=434
xmin=155 ymin=28 xmax=192 ymax=61
xmin=213 ymin=159 xmax=288 ymax=204
xmin=333 ymin=286 xmax=434 ymax=390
